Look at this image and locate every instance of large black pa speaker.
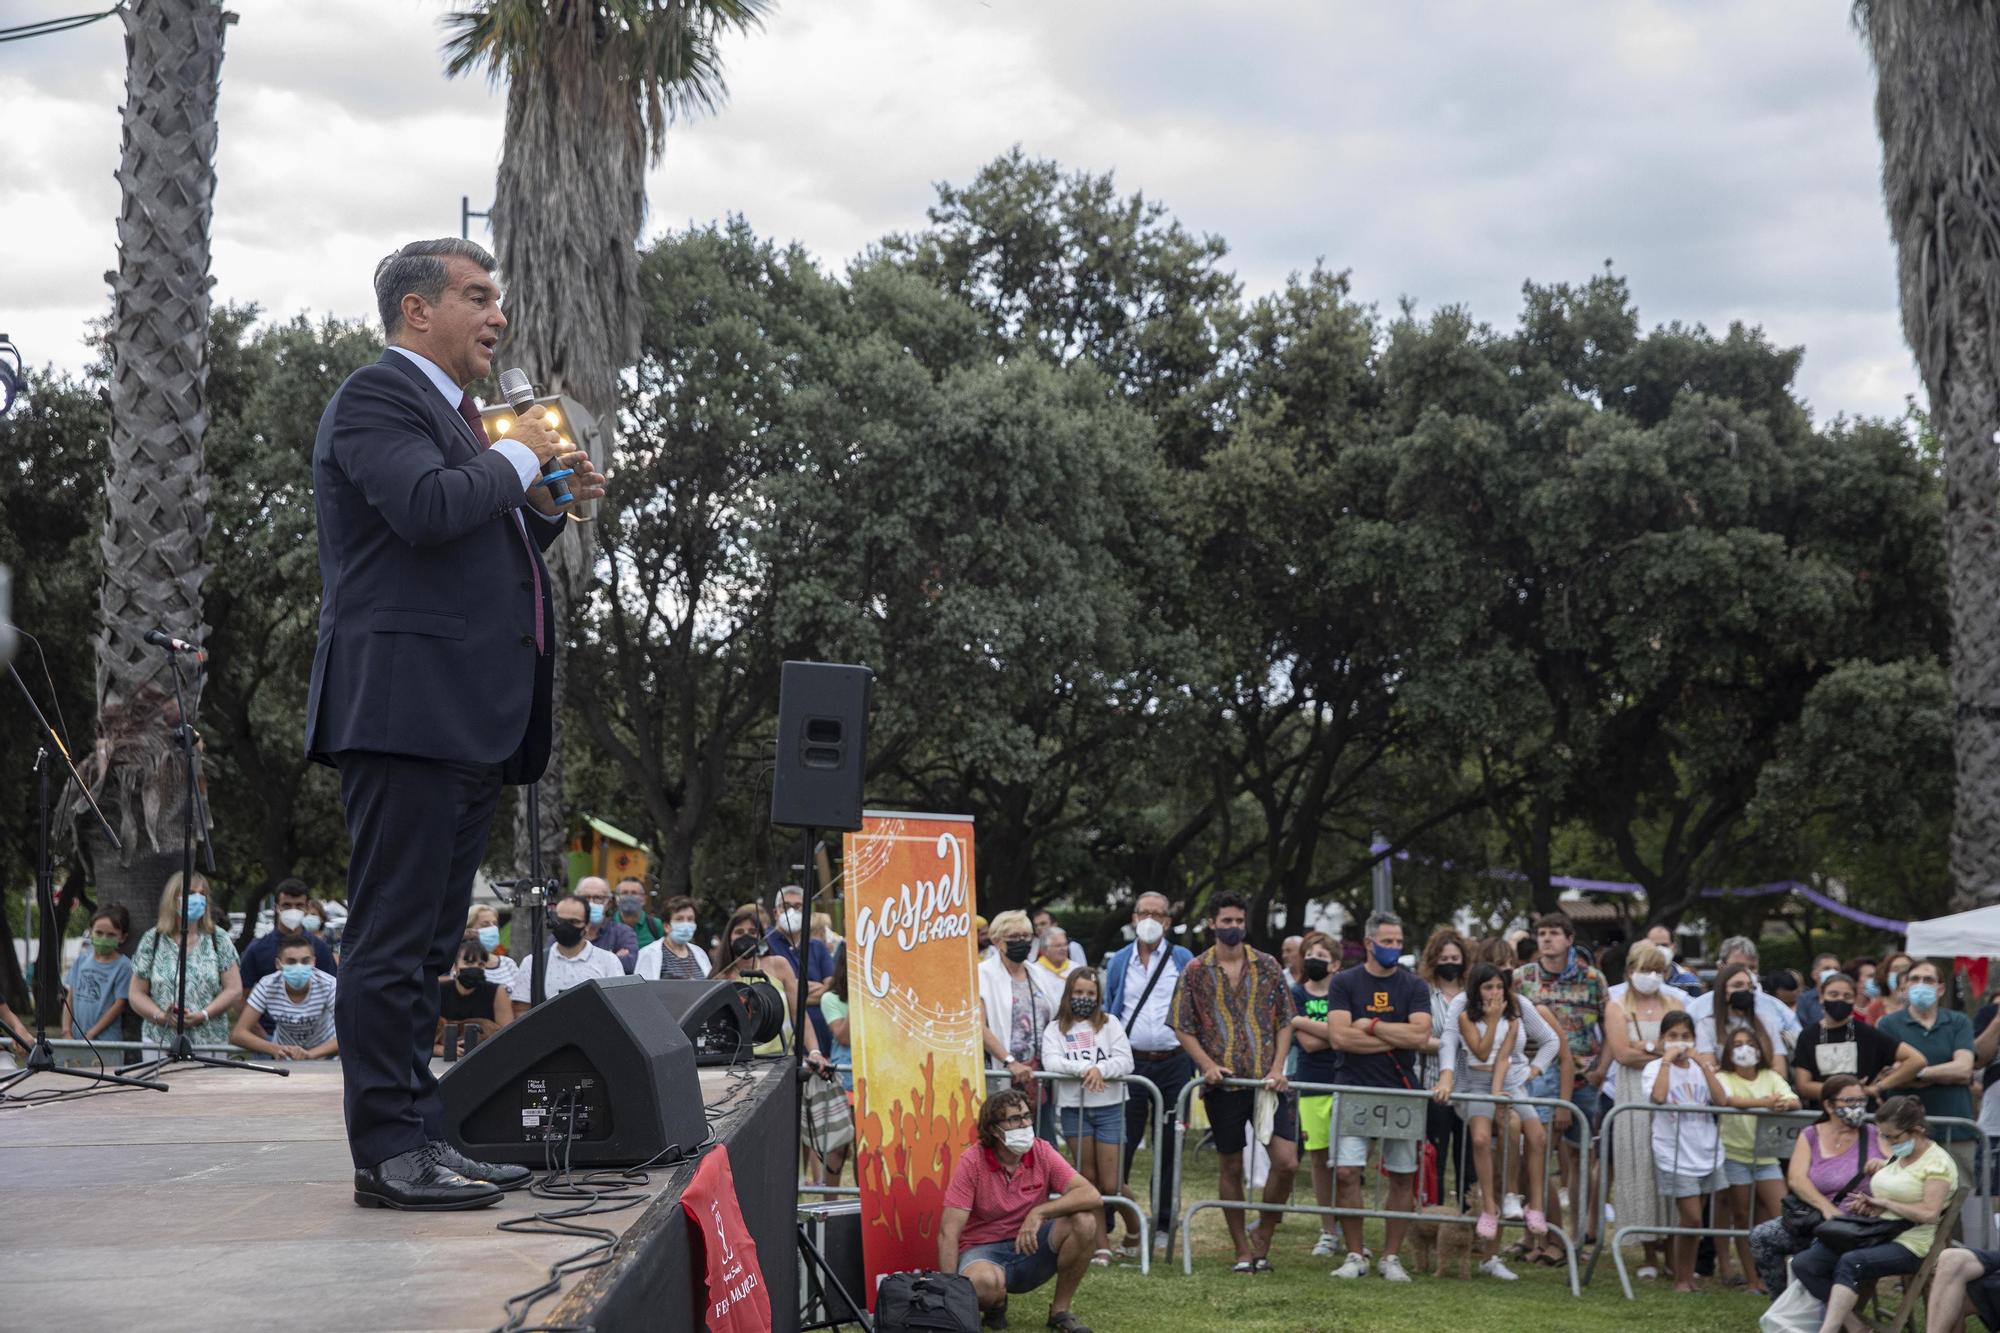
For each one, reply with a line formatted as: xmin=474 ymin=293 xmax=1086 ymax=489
xmin=438 ymin=975 xmax=707 ymax=1166
xmin=652 ymin=978 xmax=762 ymax=1066
xmin=771 ymin=660 xmax=874 ymax=832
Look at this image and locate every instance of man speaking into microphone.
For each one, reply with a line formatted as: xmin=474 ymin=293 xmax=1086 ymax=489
xmin=305 ymin=238 xmax=606 ymax=1210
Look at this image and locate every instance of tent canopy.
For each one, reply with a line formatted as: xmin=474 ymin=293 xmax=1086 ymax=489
xmin=1905 ymin=904 xmax=2000 ymax=959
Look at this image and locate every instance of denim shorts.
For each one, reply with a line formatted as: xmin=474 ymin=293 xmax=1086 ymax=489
xmin=1525 ymin=1066 xmax=1600 ymax=1144
xmin=958 ymin=1220 xmax=1060 ymax=1294
xmin=1658 ymin=1166 xmax=1727 ymax=1198
xmin=1060 ymin=1102 xmax=1126 ymax=1146
xmin=1723 ymin=1159 xmax=1783 ymax=1186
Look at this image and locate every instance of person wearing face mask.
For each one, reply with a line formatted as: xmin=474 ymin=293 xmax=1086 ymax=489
xmin=715 ymin=905 xmax=830 ymax=1071
xmin=232 ymin=936 xmax=341 ymax=1060
xmin=509 ymin=895 xmax=623 ymax=1006
xmin=1041 ymin=967 xmax=1134 ymax=1266
xmin=571 ymin=876 xmax=639 ymax=975
xmin=1292 ymin=930 xmax=1348 ymax=1257
xmin=634 ymin=896 xmax=712 ymax=980
xmin=766 ymin=884 xmax=837 ymax=1053
xmin=1791 ymin=971 xmax=1925 ymax=1109
xmin=1795 ymin=952 xmax=1846 ymax=1028
xmin=462 ymin=905 xmax=521 ymax=997
xmin=939 ymin=1087 xmax=1104 ymax=1333
xmin=435 ymin=939 xmax=513 ymax=1046
xmin=614 ymin=875 xmax=663 ymax=948
xmin=1416 ymin=928 xmax=1470 ymax=1220
xmin=1790 ymin=1095 xmax=1958 ymax=1331
xmin=1745 ymin=1073 xmax=1882 ymax=1297
xmin=236 ymin=878 xmax=339 ymax=1023
xmin=1876 ymin=958 xmax=1980 ymax=1179
xmin=1644 ymin=1010 xmax=1731 ymax=1293
xmin=1605 ymin=940 xmax=1687 ymax=1281
xmin=980 ymin=910 xmax=1067 ymax=1144
xmin=128 ymin=871 xmax=244 ymax=1054
xmin=1862 ymin=950 xmax=1916 ymax=1025
xmin=1100 ymin=891 xmax=1195 ymax=1258
xmin=61 ymin=907 xmax=134 ymax=1045
xmin=1715 ymin=1027 xmax=1798 ymax=1292
xmin=1696 ymin=962 xmax=1790 ymax=1079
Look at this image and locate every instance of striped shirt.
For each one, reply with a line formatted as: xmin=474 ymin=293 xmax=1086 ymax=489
xmin=1169 ymin=945 xmax=1296 ymax=1078
xmin=248 ymin=970 xmax=338 ymax=1049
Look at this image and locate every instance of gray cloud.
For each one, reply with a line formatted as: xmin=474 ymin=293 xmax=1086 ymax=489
xmin=3 ymin=0 xmax=1918 ymax=421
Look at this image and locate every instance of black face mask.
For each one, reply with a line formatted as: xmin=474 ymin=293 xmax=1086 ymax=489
xmin=1728 ymin=990 xmax=1756 ymax=1014
xmin=730 ymin=934 xmax=762 ymax=959
xmin=549 ymin=919 xmax=586 ymax=947
xmin=1004 ymin=938 xmax=1033 ymax=964
xmin=1434 ymin=962 xmax=1464 ymax=983
xmin=1213 ymin=926 xmax=1246 ymax=948
xmin=1303 ymin=958 xmax=1330 ymax=982
xmin=457 ymin=967 xmax=486 ymax=989
xmin=1823 ymin=999 xmax=1854 ymax=1024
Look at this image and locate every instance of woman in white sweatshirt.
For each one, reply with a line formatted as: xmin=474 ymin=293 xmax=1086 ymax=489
xmin=1041 ymin=966 xmax=1134 ymax=1266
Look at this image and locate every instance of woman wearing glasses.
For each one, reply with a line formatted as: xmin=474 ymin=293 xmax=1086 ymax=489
xmin=1746 ymin=1073 xmax=1882 ymax=1295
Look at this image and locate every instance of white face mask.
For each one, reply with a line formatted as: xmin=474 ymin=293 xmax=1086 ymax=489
xmin=278 ymin=908 xmax=305 ymax=931
xmin=1663 ymin=1040 xmax=1694 ymax=1056
xmin=1730 ymin=1044 xmax=1759 ymax=1068
xmin=1135 ymin=918 xmax=1165 ymax=945
xmin=1655 ymin=943 xmax=1674 ymax=964
xmin=778 ymin=908 xmax=803 ymax=934
xmin=1629 ymin=972 xmax=1663 ymax=995
xmin=1001 ymin=1127 xmax=1036 ymax=1154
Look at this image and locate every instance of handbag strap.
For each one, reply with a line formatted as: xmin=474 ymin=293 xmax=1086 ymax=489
xmin=1826 ymin=1130 xmax=1871 ymax=1205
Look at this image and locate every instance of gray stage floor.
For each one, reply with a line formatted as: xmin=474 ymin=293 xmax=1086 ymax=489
xmin=0 ymin=1058 xmax=770 ymax=1331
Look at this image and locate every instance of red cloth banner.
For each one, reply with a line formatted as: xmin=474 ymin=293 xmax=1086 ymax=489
xmin=680 ymin=1146 xmax=771 ymax=1333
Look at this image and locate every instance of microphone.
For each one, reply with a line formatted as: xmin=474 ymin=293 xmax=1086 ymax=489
xmin=497 ymin=367 xmax=574 ymax=507
xmin=143 ymin=628 xmax=207 ymax=662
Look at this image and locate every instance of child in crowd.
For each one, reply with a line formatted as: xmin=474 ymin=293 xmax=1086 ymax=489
xmin=1645 ymin=1010 xmax=1729 ymax=1294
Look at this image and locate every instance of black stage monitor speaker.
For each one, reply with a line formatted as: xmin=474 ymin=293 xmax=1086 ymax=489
xmin=771 ymin=660 xmax=873 ymax=832
xmin=653 ymin=978 xmax=770 ymax=1066
xmin=438 ymin=975 xmax=707 ymax=1166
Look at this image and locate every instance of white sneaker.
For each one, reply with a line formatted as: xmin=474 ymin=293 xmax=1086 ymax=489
xmin=1378 ymin=1255 xmax=1412 ymax=1283
xmin=1501 ymin=1192 xmax=1525 ymax=1221
xmin=1330 ymin=1252 xmax=1369 ymax=1280
xmin=1480 ymin=1255 xmax=1520 ymax=1282
xmin=1311 ymin=1233 xmax=1339 ymax=1258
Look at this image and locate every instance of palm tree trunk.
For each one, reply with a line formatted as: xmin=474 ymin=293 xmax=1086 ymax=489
xmin=490 ymin=57 xmax=646 ymax=880
xmin=1856 ymin=1 xmax=2000 ymax=905
xmin=85 ymin=0 xmax=230 ymax=933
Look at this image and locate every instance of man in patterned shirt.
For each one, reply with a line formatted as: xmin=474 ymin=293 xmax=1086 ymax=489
xmin=1513 ymin=911 xmax=1607 ymax=1248
xmin=1171 ymin=891 xmax=1296 ymax=1272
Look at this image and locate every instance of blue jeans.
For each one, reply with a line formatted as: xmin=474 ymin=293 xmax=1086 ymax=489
xmin=958 ymin=1220 xmax=1060 ymax=1294
xmin=1526 ymin=1065 xmax=1601 ymax=1145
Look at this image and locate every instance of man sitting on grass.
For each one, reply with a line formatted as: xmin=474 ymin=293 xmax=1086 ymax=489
xmin=231 ymin=936 xmax=339 ymax=1059
xmin=940 ymin=1087 xmax=1101 ymax=1333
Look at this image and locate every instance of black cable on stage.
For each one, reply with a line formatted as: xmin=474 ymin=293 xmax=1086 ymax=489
xmin=0 ymin=2 xmax=125 ymax=43
xmin=487 ymin=1050 xmax=769 ymax=1333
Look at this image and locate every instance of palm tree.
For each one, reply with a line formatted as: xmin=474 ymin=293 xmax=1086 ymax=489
xmin=444 ymin=0 xmax=772 ymax=877
xmin=85 ymin=0 xmax=232 ymax=941
xmin=1854 ymin=2 xmax=2000 ymax=906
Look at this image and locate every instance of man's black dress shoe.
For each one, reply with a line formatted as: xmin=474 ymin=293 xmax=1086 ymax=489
xmin=353 ymin=1144 xmax=502 ymax=1211
xmin=430 ymin=1139 xmax=533 ymax=1192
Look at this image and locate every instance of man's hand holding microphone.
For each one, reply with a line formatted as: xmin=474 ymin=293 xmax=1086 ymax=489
xmin=500 ymin=403 xmax=608 ymax=519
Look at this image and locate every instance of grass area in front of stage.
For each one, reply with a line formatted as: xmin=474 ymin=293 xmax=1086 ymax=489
xmin=982 ymin=1145 xmax=1773 ymax=1333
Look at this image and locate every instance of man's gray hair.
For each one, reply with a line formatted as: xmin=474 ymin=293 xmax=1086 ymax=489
xmin=775 ymin=884 xmax=805 ymax=907
xmin=374 ymin=237 xmax=495 ymax=339
xmin=1719 ymin=936 xmax=1758 ymax=966
xmin=1365 ymin=909 xmax=1403 ymax=935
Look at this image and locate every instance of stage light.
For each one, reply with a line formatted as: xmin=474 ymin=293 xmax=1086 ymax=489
xmin=544 ymin=408 xmax=560 ymax=428
xmin=493 ymin=416 xmax=512 ymax=436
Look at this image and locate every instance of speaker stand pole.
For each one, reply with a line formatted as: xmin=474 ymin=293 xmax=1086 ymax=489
xmin=795 ymin=825 xmax=872 ymax=1332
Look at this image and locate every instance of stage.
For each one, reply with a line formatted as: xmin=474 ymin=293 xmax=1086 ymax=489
xmin=0 ymin=1055 xmax=799 ymax=1331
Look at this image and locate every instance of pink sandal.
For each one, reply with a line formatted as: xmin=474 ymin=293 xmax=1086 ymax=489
xmin=1524 ymin=1208 xmax=1548 ymax=1236
xmin=1476 ymin=1212 xmax=1499 ymax=1241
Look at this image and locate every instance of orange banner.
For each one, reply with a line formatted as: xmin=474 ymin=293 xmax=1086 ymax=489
xmin=844 ymin=811 xmax=982 ymax=1305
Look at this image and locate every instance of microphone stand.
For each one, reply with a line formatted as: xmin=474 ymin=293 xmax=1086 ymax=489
xmin=120 ymin=644 xmax=286 ymax=1082
xmin=0 ymin=664 xmax=167 ymax=1098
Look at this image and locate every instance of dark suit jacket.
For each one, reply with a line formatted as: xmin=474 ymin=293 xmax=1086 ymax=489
xmin=305 ymin=350 xmax=560 ymax=783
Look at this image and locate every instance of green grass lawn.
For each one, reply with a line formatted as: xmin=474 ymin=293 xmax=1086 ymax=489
xmin=985 ymin=1144 xmax=1772 ymax=1333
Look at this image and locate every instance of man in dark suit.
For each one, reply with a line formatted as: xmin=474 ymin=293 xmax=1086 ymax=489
xmin=307 ymin=238 xmax=606 ymax=1210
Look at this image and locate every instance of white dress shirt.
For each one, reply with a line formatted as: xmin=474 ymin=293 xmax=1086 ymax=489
xmin=1120 ymin=944 xmax=1181 ymax=1053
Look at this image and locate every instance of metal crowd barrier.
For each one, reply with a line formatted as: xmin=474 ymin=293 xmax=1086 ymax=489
xmin=28 ymin=1036 xmax=244 ymax=1057
xmin=803 ymin=1064 xmax=1163 ymax=1275
xmin=1174 ymin=1077 xmax=1586 ymax=1296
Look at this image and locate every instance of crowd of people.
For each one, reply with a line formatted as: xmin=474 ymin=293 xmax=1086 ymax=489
xmin=17 ymin=867 xmax=2000 ymax=1330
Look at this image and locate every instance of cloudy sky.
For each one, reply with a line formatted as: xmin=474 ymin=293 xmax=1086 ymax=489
xmin=3 ymin=0 xmax=1917 ymax=422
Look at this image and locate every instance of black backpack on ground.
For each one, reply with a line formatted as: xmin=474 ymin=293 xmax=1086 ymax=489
xmin=873 ymin=1270 xmax=980 ymax=1333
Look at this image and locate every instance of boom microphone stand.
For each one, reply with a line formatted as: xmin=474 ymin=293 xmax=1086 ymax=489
xmin=0 ymin=663 xmax=166 ymax=1098
xmin=121 ymin=639 xmax=286 ymax=1082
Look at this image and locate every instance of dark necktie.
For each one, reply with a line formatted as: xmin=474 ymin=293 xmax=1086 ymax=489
xmin=458 ymin=392 xmax=545 ymax=655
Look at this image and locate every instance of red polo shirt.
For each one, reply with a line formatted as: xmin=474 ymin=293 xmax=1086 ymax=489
xmin=942 ymin=1140 xmax=1077 ymax=1246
